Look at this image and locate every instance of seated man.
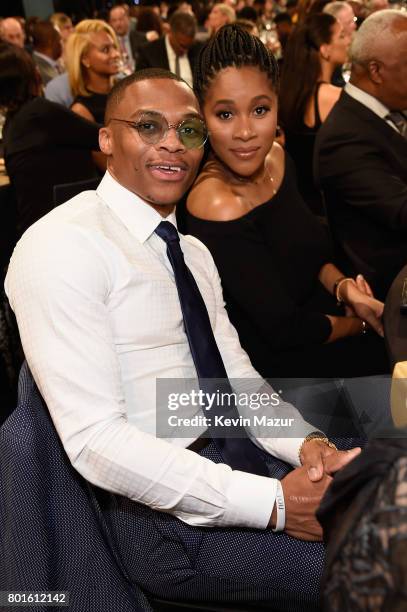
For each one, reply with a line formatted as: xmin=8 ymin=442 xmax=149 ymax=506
xmin=5 ymin=69 xmax=359 ymax=610
xmin=136 ymin=11 xmax=203 ymax=87
xmin=315 ymin=10 xmax=407 ymax=301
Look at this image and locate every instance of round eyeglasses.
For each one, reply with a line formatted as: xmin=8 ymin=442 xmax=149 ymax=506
xmin=109 ymin=112 xmax=208 ymax=149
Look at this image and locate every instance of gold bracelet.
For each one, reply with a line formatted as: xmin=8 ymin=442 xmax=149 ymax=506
xmin=335 ymin=277 xmax=356 ymax=305
xmin=299 ymin=432 xmax=338 ymax=464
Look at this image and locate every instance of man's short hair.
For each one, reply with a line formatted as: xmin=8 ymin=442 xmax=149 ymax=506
xmin=274 ymin=12 xmax=293 ymax=25
xmin=215 ymin=4 xmax=236 ymax=24
xmin=31 ymin=21 xmax=58 ymax=50
xmin=169 ymin=11 xmax=197 ymax=37
xmin=104 ymin=68 xmax=188 ymax=124
xmin=323 ymin=1 xmax=349 ymax=17
xmin=350 ymin=9 xmax=407 ymax=64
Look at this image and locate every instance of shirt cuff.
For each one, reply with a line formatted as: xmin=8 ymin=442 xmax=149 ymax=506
xmin=222 ymin=471 xmax=277 ymax=529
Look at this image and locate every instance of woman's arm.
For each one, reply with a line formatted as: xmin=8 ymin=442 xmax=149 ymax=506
xmin=318 ymin=262 xmax=384 ymax=338
xmin=71 ymin=102 xmax=95 ymax=123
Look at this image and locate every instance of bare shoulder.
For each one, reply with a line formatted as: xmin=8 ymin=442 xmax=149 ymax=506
xmin=318 ymin=84 xmax=341 ymax=121
xmin=187 ymin=159 xmax=247 ymax=222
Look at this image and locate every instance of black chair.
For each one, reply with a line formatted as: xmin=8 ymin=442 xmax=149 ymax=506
xmin=53 ymin=177 xmax=101 ymax=208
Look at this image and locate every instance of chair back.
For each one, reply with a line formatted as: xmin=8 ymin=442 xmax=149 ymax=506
xmin=53 ymin=177 xmax=100 ymax=208
xmin=0 ymin=362 xmax=152 ymax=612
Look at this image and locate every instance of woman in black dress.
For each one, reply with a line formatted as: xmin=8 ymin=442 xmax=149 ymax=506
xmin=279 ymin=13 xmax=349 ymax=214
xmin=182 ymin=25 xmax=388 ymax=379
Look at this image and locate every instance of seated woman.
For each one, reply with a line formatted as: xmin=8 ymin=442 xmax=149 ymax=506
xmin=67 ymin=20 xmax=120 ymax=124
xmin=0 ymin=42 xmax=100 ymax=238
xmin=182 ymin=24 xmax=388 ymax=379
xmin=279 ymin=13 xmax=349 ymax=215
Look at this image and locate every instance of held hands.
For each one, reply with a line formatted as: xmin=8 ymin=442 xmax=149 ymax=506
xmin=268 ymin=440 xmax=361 ymax=540
xmin=269 ymin=466 xmax=332 ymax=540
xmin=341 ymin=275 xmax=384 ymax=337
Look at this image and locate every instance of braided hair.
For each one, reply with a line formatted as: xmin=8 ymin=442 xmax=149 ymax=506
xmin=194 ymin=24 xmax=279 ymax=105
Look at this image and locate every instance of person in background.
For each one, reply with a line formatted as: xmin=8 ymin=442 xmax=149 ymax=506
xmin=0 ymin=17 xmax=25 ymax=49
xmin=136 ymin=7 xmax=164 ymax=38
xmin=324 ymin=1 xmax=356 ymax=40
xmin=137 ymin=11 xmax=202 ymax=88
xmin=50 ymin=12 xmax=74 ymax=45
xmin=324 ymin=1 xmax=356 ymax=84
xmin=31 ymin=21 xmax=63 ymax=86
xmin=315 ymin=10 xmax=407 ymax=301
xmin=0 ymin=43 xmax=100 ymax=238
xmin=207 ymin=3 xmax=236 ymax=35
xmin=67 ymin=20 xmax=120 ymax=124
xmin=108 ymin=4 xmax=158 ymax=72
xmin=235 ymin=18 xmax=260 ymax=35
xmin=274 ymin=12 xmax=293 ymax=56
xmin=50 ymin=12 xmax=74 ymax=70
xmin=279 ymin=13 xmax=349 ymax=215
xmin=182 ymin=25 xmax=387 ymax=379
xmin=367 ymin=0 xmax=389 ymax=13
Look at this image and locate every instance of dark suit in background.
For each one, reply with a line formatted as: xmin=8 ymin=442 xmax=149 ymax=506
xmin=315 ymin=91 xmax=407 ymax=301
xmin=129 ymin=30 xmax=149 ymax=67
xmin=136 ymin=36 xmax=203 ymax=74
xmin=32 ymin=52 xmax=59 ymax=86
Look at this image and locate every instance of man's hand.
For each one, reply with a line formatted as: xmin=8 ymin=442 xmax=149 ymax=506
xmin=269 ymin=466 xmax=332 ymax=540
xmin=300 ymin=439 xmax=361 ymax=482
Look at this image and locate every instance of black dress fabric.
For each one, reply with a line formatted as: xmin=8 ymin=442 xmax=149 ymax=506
xmin=73 ymin=91 xmax=108 ymax=124
xmin=284 ymin=83 xmax=325 ymax=216
xmin=3 ymin=97 xmax=100 ymax=237
xmin=183 ymin=155 xmax=389 ymax=379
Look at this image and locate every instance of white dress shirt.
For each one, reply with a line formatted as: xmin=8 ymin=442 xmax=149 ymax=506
xmin=345 ymin=82 xmax=398 ymax=133
xmin=5 ymin=171 xmax=315 ymax=529
xmin=165 ymin=35 xmax=193 ymax=87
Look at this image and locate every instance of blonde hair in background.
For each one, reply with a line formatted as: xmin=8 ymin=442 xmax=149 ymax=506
xmin=50 ymin=12 xmax=72 ymax=30
xmin=65 ymin=19 xmax=118 ymax=97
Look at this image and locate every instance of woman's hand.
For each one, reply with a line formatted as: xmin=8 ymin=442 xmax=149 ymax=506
xmin=340 ymin=277 xmax=384 ymax=337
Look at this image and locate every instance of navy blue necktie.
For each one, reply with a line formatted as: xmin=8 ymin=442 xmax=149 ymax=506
xmin=155 ymin=221 xmax=268 ymax=476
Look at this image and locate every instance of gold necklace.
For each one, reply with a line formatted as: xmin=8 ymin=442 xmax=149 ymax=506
xmin=233 ymin=165 xmax=277 ymax=195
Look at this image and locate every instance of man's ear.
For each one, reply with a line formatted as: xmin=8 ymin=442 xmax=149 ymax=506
xmin=99 ymin=127 xmax=113 ymax=155
xmin=368 ymin=60 xmax=383 ymax=85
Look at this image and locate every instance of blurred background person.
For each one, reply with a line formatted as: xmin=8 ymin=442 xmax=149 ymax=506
xmin=0 ymin=17 xmax=25 ymax=49
xmin=279 ymin=13 xmax=350 ymax=215
xmin=31 ymin=21 xmax=63 ymax=86
xmin=234 ymin=18 xmax=260 ymax=35
xmin=207 ymin=3 xmax=236 ymax=35
xmin=67 ymin=20 xmax=120 ymax=123
xmin=324 ymin=1 xmax=356 ymax=84
xmin=0 ymin=42 xmax=100 ymax=239
xmin=108 ymin=4 xmax=158 ymax=73
xmin=274 ymin=12 xmax=293 ymax=58
xmin=136 ymin=7 xmax=164 ymax=38
xmin=49 ymin=12 xmax=74 ymax=69
xmin=324 ymin=0 xmax=357 ymax=40
xmin=367 ymin=0 xmax=389 ymax=13
xmin=137 ymin=11 xmax=202 ymax=87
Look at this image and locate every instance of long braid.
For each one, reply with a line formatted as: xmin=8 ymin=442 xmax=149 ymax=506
xmin=194 ymin=24 xmax=279 ymax=104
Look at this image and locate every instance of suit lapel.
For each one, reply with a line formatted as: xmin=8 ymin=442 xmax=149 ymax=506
xmin=340 ymin=92 xmax=407 ymax=163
